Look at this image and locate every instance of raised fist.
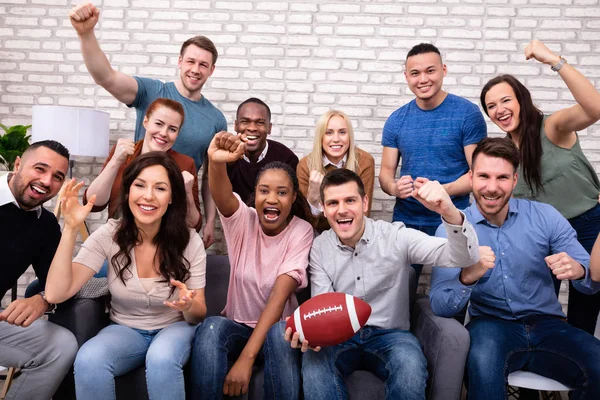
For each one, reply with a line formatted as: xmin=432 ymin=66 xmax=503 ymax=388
xmin=524 ymin=39 xmax=561 ymax=67
xmin=69 ymin=3 xmax=100 ymax=36
xmin=208 ymin=131 xmax=246 ymax=164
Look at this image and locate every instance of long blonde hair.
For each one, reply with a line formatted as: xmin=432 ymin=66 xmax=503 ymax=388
xmin=307 ymin=110 xmax=359 ymax=175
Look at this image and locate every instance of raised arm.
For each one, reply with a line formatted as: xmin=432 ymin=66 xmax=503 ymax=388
xmin=207 ymin=132 xmax=246 ymax=218
xmin=525 ymin=40 xmax=600 ymax=146
xmin=379 ymin=146 xmax=401 ymax=197
xmin=443 ymin=144 xmax=478 ymax=197
xmin=45 ymin=180 xmax=98 ymax=304
xmin=86 ymin=139 xmax=134 ymax=208
xmin=70 ymin=3 xmax=138 ymax=104
xmin=201 ymin=157 xmax=217 ymax=247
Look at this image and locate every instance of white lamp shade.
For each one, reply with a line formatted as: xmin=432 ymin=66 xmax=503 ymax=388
xmin=31 ymin=105 xmax=110 ymax=158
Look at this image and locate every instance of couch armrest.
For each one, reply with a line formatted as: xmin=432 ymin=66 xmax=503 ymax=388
xmin=411 ymin=296 xmax=469 ymax=400
xmin=49 ymin=297 xmax=109 ymax=347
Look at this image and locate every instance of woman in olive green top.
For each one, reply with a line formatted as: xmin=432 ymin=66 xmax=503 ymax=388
xmin=480 ymin=39 xmax=600 ymax=335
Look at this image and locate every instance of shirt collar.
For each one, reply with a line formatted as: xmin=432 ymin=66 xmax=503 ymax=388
xmin=243 ymin=141 xmax=269 ymax=163
xmin=323 ymin=153 xmax=347 ymax=169
xmin=0 ymin=173 xmax=42 ymax=218
xmin=468 ymin=197 xmax=519 ymax=226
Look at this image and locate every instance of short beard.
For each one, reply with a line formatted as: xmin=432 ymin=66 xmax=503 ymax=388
xmin=10 ymin=173 xmax=47 ymax=210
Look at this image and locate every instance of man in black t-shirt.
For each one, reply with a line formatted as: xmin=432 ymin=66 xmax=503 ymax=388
xmin=0 ymin=141 xmax=78 ymax=400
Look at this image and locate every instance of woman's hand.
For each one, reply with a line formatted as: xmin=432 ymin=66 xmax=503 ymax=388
xmin=61 ymin=179 xmax=96 ymax=230
xmin=307 ymin=169 xmax=324 ymax=208
xmin=109 ymin=138 xmax=135 ymax=166
xmin=207 ymin=131 xmax=246 ymax=164
xmin=164 ymin=279 xmax=197 ymax=312
xmin=524 ymin=39 xmax=561 ymax=66
xmin=223 ymin=357 xmax=254 ymax=397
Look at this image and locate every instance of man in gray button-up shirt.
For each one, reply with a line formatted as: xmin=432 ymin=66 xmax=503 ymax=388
xmin=289 ymin=168 xmax=479 ymax=400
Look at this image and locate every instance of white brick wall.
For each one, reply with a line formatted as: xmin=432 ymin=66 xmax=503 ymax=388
xmin=2 ymin=0 xmax=599 ymax=311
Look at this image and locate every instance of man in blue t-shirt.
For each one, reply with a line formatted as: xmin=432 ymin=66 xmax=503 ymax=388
xmin=70 ymin=3 xmax=227 ymax=247
xmin=379 ymin=43 xmax=487 ymax=277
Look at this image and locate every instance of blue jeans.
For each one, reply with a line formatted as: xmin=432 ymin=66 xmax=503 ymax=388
xmin=567 ymin=203 xmax=600 ymax=334
xmin=466 ymin=315 xmax=600 ymax=400
xmin=74 ymin=321 xmax=195 ymax=400
xmin=189 ymin=317 xmax=301 ymax=400
xmin=404 ymin=224 xmax=439 ymax=282
xmin=302 ymin=327 xmax=427 ymax=400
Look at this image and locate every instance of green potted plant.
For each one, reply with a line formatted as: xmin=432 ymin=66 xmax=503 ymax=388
xmin=0 ymin=123 xmax=31 ymax=174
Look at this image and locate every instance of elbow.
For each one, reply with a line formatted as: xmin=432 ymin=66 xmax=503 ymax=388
xmin=43 ymin=290 xmax=64 ymax=305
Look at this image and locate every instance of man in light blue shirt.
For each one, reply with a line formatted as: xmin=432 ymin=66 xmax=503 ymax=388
xmin=430 ymin=138 xmax=600 ymax=400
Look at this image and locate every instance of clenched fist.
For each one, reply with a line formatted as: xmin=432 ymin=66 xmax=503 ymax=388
xmin=524 ymin=39 xmax=561 ymax=67
xmin=545 ymin=252 xmax=585 ymax=281
xmin=208 ymin=131 xmax=246 ymax=164
xmin=69 ymin=3 xmax=100 ymax=36
xmin=307 ymin=169 xmax=324 ymax=208
xmin=459 ymin=246 xmax=496 ymax=285
xmin=109 ymin=138 xmax=135 ymax=166
xmin=412 ymin=180 xmax=462 ymax=225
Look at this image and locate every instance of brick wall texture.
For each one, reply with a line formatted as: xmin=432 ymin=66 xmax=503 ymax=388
xmin=2 ymin=0 xmax=599 ymax=311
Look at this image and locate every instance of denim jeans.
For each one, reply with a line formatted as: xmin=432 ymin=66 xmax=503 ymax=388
xmin=189 ymin=317 xmax=301 ymax=400
xmin=567 ymin=203 xmax=600 ymax=334
xmin=466 ymin=315 xmax=600 ymax=400
xmin=301 ymin=327 xmax=427 ymax=400
xmin=404 ymin=224 xmax=439 ymax=282
xmin=74 ymin=321 xmax=195 ymax=400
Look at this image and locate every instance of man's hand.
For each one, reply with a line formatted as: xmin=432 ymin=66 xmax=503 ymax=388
xmin=0 ymin=295 xmax=48 ymax=327
xmin=412 ymin=179 xmax=462 ymax=224
xmin=307 ymin=170 xmax=324 ymax=208
xmin=207 ymin=132 xmax=246 ymax=164
xmin=223 ymin=357 xmax=253 ymax=397
xmin=524 ymin=39 xmax=561 ymax=67
xmin=459 ymin=246 xmax=495 ymax=285
xmin=392 ymin=175 xmax=414 ymax=199
xmin=69 ymin=2 xmax=100 ymax=36
xmin=109 ymin=138 xmax=135 ymax=166
xmin=545 ymin=252 xmax=585 ymax=281
xmin=283 ymin=318 xmax=322 ymax=353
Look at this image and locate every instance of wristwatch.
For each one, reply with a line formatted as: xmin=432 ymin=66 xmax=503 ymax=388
xmin=38 ymin=291 xmax=57 ymax=314
xmin=551 ymin=56 xmax=567 ymax=72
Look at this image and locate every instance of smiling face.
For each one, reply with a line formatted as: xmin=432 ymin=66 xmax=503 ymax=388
xmin=141 ymin=106 xmax=183 ymax=153
xmin=470 ymin=154 xmax=518 ymax=227
xmin=254 ymin=168 xmax=296 ymax=236
xmin=404 ymin=52 xmax=447 ymax=109
xmin=484 ymin=82 xmax=521 ymax=135
xmin=322 ymin=181 xmax=368 ymax=248
xmin=177 ymin=44 xmax=215 ymax=96
xmin=9 ymin=146 xmax=68 ymax=210
xmin=235 ymin=102 xmax=271 ymax=157
xmin=322 ymin=115 xmax=350 ymax=166
xmin=128 ymin=164 xmax=172 ymax=229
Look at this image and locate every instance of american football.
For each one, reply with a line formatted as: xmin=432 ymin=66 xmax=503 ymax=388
xmin=286 ymin=292 xmax=371 ymax=347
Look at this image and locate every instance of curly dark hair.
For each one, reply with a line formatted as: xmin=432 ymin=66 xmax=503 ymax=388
xmin=247 ymin=161 xmax=312 ymax=224
xmin=111 ymin=151 xmax=190 ymax=294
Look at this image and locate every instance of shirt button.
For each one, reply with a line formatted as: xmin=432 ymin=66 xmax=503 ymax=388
xmin=508 ymin=299 xmax=512 ymax=302
xmin=462 ymin=290 xmax=466 ymax=293
xmin=453 ymin=230 xmax=458 ymax=233
xmin=501 ymin=252 xmax=505 ymax=256
xmin=354 ymin=252 xmax=358 ymax=256
xmin=357 ymin=276 xmax=361 ymax=281
xmin=504 ymin=275 xmax=507 ymax=279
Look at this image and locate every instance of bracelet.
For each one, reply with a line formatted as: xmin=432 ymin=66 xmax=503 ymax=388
xmin=551 ymin=56 xmax=567 ymax=72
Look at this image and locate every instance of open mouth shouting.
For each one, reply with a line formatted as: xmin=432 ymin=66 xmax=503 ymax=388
xmin=336 ymin=217 xmax=354 ymax=230
xmin=263 ymin=207 xmax=281 ymax=222
xmin=496 ymin=114 xmax=513 ymax=129
xmin=28 ymin=183 xmax=49 ymax=199
xmin=246 ymin=135 xmax=259 ymax=146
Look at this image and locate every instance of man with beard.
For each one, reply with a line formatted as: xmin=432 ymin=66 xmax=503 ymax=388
xmin=69 ymin=2 xmax=227 ymax=248
xmin=0 ymin=141 xmax=78 ymax=400
xmin=227 ymin=98 xmax=298 ymax=203
xmin=429 ymin=137 xmax=600 ymax=400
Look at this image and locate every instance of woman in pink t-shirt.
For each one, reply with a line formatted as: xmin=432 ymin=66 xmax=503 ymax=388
xmin=190 ymin=132 xmax=314 ymax=400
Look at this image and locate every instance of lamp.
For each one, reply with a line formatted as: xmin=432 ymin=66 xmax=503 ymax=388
xmin=31 ymin=105 xmax=110 ymax=178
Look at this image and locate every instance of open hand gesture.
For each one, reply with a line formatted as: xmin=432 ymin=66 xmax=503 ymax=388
xmin=61 ymin=179 xmax=96 ymax=230
xmin=207 ymin=131 xmax=246 ymax=164
xmin=164 ymin=279 xmax=196 ymax=312
xmin=69 ymin=2 xmax=100 ymax=36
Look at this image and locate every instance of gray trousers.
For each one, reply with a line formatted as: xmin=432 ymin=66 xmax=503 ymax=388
xmin=0 ymin=314 xmax=78 ymax=400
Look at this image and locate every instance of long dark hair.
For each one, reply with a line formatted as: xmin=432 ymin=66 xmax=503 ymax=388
xmin=111 ymin=152 xmax=190 ymax=293
xmin=247 ymin=161 xmax=312 ymax=224
xmin=480 ymin=74 xmax=544 ymax=194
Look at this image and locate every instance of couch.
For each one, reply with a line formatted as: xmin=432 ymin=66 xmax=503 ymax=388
xmin=47 ymin=255 xmax=470 ymax=400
